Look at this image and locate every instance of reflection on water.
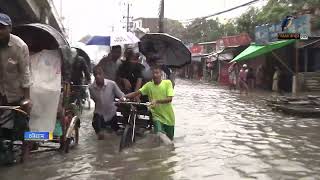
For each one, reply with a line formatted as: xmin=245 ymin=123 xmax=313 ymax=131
xmin=1 ymin=79 xmax=320 ymax=179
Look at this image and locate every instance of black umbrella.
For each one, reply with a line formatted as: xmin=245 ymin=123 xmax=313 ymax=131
xmin=139 ymin=33 xmax=191 ymax=68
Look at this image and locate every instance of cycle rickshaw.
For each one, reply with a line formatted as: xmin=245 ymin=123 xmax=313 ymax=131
xmin=115 ymin=100 xmax=152 ymax=152
xmin=0 ymin=23 xmax=80 ymax=165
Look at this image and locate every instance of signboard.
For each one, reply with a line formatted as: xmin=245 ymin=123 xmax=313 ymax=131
xmin=190 ymin=45 xmax=204 ymax=55
xmin=255 ymin=14 xmax=311 ymax=44
xmin=216 ymin=39 xmax=225 ymax=52
xmin=216 ymin=33 xmax=251 ymax=52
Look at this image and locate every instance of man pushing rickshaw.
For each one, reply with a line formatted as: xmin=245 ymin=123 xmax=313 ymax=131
xmin=0 ymin=13 xmax=32 ymax=164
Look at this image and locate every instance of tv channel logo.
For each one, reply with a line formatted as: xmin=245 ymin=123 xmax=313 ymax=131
xmin=300 ymin=34 xmax=308 ymax=40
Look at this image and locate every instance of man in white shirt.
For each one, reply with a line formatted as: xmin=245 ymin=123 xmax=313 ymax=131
xmin=89 ymin=66 xmax=125 ymax=140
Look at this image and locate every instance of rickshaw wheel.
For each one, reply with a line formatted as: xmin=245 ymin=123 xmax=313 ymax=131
xmin=119 ymin=124 xmax=134 ymax=152
xmin=64 ymin=118 xmax=80 ymax=153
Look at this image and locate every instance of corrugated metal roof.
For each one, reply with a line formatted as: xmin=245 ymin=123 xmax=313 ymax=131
xmin=299 ymin=38 xmax=320 ymax=48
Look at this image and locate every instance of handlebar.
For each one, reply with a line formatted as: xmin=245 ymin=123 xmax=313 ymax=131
xmin=71 ymin=85 xmax=89 ymax=88
xmin=0 ymin=106 xmax=21 ymax=110
xmin=114 ymin=99 xmax=150 ymax=107
xmin=0 ymin=105 xmax=28 ymax=116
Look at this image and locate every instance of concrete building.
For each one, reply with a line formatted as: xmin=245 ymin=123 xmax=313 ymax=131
xmin=132 ymin=17 xmax=183 ymax=38
xmin=132 ymin=18 xmax=159 ymax=33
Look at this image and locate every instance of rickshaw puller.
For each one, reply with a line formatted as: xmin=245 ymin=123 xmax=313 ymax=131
xmin=70 ymin=48 xmax=91 ymax=103
xmin=89 ymin=66 xmax=126 ymax=140
xmin=0 ymin=13 xmax=32 ymax=163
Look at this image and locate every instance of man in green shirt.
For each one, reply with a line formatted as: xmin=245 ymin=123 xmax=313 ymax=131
xmin=125 ymin=65 xmax=175 ymax=140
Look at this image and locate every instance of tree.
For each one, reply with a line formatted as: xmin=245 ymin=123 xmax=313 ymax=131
xmin=256 ymin=0 xmax=320 ymax=24
xmin=164 ymin=19 xmax=185 ymax=39
xmin=178 ymin=0 xmax=320 ymax=44
xmin=221 ymin=20 xmax=238 ymax=36
xmin=256 ymin=0 xmax=293 ymax=24
xmin=236 ymin=7 xmax=261 ymax=38
xmin=234 ymin=0 xmax=319 ymax=39
xmin=182 ymin=18 xmax=224 ymax=43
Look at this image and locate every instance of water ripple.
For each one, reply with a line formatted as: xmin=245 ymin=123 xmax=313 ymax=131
xmin=1 ymin=79 xmax=320 ymax=179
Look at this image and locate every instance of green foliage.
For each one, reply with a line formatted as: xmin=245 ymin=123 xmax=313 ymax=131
xmin=182 ymin=18 xmax=229 ymax=43
xmin=177 ymin=0 xmax=320 ymax=43
xmin=221 ymin=20 xmax=238 ymax=36
xmin=164 ymin=19 xmax=185 ymax=39
xmin=257 ymin=0 xmax=320 ymax=23
xmin=236 ymin=7 xmax=261 ymax=38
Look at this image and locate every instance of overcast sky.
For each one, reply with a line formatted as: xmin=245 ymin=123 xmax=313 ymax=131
xmin=53 ymin=0 xmax=266 ymax=44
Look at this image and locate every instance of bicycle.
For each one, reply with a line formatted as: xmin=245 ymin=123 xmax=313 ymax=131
xmin=115 ymin=100 xmax=152 ymax=152
xmin=0 ymin=101 xmax=81 ymax=165
xmin=71 ymin=84 xmax=90 ymax=115
xmin=0 ymin=102 xmax=29 ymax=165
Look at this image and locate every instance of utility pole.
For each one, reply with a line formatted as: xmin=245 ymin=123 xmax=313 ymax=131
xmin=158 ymin=0 xmax=164 ymax=33
xmin=126 ymin=3 xmax=130 ymax=32
xmin=123 ymin=2 xmax=133 ymax=32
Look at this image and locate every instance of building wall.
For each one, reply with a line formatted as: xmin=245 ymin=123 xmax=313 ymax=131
xmin=142 ymin=18 xmax=159 ymax=32
xmin=133 ymin=17 xmax=181 ymax=34
xmin=133 ymin=19 xmax=143 ymax=30
xmin=133 ymin=18 xmax=159 ymax=33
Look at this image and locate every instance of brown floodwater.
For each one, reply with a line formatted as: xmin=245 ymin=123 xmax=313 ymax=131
xmin=1 ymin=79 xmax=320 ymax=180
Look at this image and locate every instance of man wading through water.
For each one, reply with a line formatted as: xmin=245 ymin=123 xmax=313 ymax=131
xmin=89 ymin=66 xmax=126 ymax=140
xmin=0 ymin=13 xmax=32 ymax=163
xmin=124 ymin=65 xmax=176 ymax=142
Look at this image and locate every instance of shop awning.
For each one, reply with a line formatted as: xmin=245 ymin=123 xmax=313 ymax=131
xmin=231 ymin=40 xmax=296 ymax=63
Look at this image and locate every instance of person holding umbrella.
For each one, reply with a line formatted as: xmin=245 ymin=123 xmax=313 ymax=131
xmin=96 ymin=45 xmax=122 ymax=82
xmin=139 ymin=33 xmax=191 ymax=87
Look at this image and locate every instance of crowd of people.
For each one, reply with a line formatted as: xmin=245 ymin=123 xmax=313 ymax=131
xmin=0 ymin=11 xmax=177 ymax=161
xmin=88 ymin=45 xmax=176 ymax=141
xmin=228 ymin=63 xmax=283 ymax=95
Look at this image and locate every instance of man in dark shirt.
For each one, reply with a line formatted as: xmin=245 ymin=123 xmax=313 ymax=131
xmin=71 ymin=48 xmax=91 ymax=85
xmin=70 ymin=48 xmax=91 ymax=102
xmin=117 ymin=51 xmax=145 ymax=94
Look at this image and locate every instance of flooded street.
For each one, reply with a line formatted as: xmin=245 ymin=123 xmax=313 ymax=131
xmin=1 ymin=79 xmax=320 ymax=180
